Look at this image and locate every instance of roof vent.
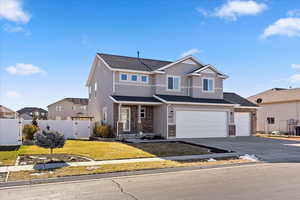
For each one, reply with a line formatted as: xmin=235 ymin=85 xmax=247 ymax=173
xmin=256 ymin=98 xmax=263 ymax=104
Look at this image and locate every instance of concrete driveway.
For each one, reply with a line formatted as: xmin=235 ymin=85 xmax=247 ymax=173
xmin=182 ymin=136 xmax=300 ymax=162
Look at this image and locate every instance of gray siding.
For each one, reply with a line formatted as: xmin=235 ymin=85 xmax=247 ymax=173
xmin=191 ymin=72 xmax=224 ymax=99
xmin=48 ymin=100 xmax=88 ymax=120
xmin=88 ymin=59 xmax=114 ymax=125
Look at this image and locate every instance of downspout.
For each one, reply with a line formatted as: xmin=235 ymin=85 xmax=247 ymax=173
xmin=116 ymin=103 xmax=122 ymax=137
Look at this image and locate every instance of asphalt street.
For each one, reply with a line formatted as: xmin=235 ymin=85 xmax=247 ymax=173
xmin=1 ymin=162 xmax=300 ymax=200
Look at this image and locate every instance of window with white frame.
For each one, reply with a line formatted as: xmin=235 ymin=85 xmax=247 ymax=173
xmin=81 ymin=106 xmax=86 ymax=110
xmin=140 ymin=107 xmax=146 ymax=118
xmin=131 ymin=74 xmax=138 ymax=81
xmin=120 ymin=73 xmax=128 ymax=81
xmin=167 ymin=76 xmax=180 ymax=90
xmin=56 ymin=106 xmax=62 ymax=112
xmin=72 ymin=106 xmax=76 ymax=110
xmin=140 ymin=75 xmax=148 ymax=83
xmin=203 ymin=78 xmax=214 ymax=92
xmin=94 ymin=82 xmax=97 ymax=98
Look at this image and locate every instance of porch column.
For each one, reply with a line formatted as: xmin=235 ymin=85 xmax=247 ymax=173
xmin=137 ymin=105 xmax=142 ymax=134
xmin=117 ymin=103 xmax=123 ymax=137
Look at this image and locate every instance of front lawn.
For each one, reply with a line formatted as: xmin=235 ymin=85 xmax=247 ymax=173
xmin=0 ymin=146 xmax=19 ymax=166
xmin=0 ymin=140 xmax=212 ymax=166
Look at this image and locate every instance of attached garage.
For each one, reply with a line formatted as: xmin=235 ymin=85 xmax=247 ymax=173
xmin=176 ymin=110 xmax=228 ymax=138
xmin=235 ymin=112 xmax=251 ymax=136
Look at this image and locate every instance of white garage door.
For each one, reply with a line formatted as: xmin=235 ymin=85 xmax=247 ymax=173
xmin=176 ymin=111 xmax=228 ymax=138
xmin=235 ymin=112 xmax=251 ymax=136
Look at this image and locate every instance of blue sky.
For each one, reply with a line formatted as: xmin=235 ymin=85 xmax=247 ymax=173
xmin=1 ymin=0 xmax=300 ymax=110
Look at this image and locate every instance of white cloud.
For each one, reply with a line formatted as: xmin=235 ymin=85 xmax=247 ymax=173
xmin=180 ymin=49 xmax=202 ymax=58
xmin=0 ymin=0 xmax=30 ymax=23
xmin=262 ymin=17 xmax=300 ymax=38
xmin=292 ymin=64 xmax=300 ymax=69
xmin=288 ymin=9 xmax=300 ymax=17
xmin=6 ymin=91 xmax=22 ymax=98
xmin=6 ymin=63 xmax=45 ymax=76
xmin=196 ymin=8 xmax=209 ymax=17
xmin=290 ymin=74 xmax=300 ymax=83
xmin=3 ymin=23 xmax=24 ymax=32
xmin=214 ymin=0 xmax=267 ymax=21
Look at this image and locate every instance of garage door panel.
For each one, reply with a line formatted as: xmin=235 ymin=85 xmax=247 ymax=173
xmin=235 ymin=113 xmax=251 ymax=136
xmin=176 ymin=111 xmax=228 ymax=138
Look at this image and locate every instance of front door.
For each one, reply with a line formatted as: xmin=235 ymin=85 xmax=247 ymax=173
xmin=120 ymin=107 xmax=131 ymax=132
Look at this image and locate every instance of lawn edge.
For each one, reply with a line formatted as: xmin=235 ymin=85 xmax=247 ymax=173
xmin=0 ymin=161 xmax=260 ymax=189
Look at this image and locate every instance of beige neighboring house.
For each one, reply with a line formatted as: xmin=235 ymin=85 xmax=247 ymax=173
xmin=47 ymin=98 xmax=92 ymax=120
xmin=86 ymin=53 xmax=258 ymax=139
xmin=0 ymin=105 xmax=17 ymax=119
xmin=248 ymin=88 xmax=300 ymax=134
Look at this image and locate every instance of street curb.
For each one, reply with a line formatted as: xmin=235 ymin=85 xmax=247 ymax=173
xmin=0 ymin=161 xmax=261 ymax=189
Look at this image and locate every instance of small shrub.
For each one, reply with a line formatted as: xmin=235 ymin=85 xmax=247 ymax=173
xmin=93 ymin=123 xmax=114 ymax=138
xmin=34 ymin=130 xmax=65 ymax=154
xmin=22 ymin=124 xmax=39 ymax=141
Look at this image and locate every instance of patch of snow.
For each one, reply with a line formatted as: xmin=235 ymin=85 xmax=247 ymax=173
xmin=86 ymin=166 xmax=100 ymax=170
xmin=239 ymin=154 xmax=259 ymax=162
xmin=31 ymin=172 xmax=46 ymax=176
xmin=207 ymin=158 xmax=217 ymax=162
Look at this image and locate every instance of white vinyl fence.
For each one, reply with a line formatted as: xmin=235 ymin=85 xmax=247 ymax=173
xmin=0 ymin=119 xmax=92 ymax=146
xmin=0 ymin=119 xmax=22 ymax=146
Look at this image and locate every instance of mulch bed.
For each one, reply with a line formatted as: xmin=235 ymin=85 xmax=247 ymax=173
xmin=18 ymin=154 xmax=91 ymax=165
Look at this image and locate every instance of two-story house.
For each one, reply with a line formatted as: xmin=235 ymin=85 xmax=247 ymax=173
xmin=86 ymin=53 xmax=257 ymax=139
xmin=48 ymin=98 xmax=92 ymax=120
xmin=17 ymin=107 xmax=48 ymax=120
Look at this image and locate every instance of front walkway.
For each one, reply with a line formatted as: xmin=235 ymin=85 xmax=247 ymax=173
xmin=0 ymin=152 xmax=238 ymax=173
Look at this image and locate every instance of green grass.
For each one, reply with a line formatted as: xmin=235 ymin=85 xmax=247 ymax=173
xmin=0 ymin=140 xmax=211 ymax=166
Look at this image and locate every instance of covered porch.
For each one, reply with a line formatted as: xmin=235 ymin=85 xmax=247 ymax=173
xmin=110 ymin=96 xmax=163 ymax=138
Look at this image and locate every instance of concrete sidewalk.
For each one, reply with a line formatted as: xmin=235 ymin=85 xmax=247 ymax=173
xmin=0 ymin=152 xmax=238 ymax=173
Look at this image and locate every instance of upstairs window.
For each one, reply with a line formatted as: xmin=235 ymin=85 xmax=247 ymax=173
xmin=81 ymin=106 xmax=87 ymax=110
xmin=141 ymin=75 xmax=148 ymax=83
xmin=56 ymin=106 xmax=62 ymax=112
xmin=267 ymin=117 xmax=275 ymax=124
xmin=120 ymin=73 xmax=128 ymax=81
xmin=131 ymin=74 xmax=138 ymax=81
xmin=203 ymin=78 xmax=214 ymax=92
xmin=167 ymin=76 xmax=180 ymax=91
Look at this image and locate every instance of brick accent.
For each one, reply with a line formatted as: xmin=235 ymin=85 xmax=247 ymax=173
xmin=141 ymin=106 xmax=154 ymax=133
xmin=228 ymin=124 xmax=236 ymax=136
xmin=234 ymin=108 xmax=257 ymax=135
xmin=168 ymin=125 xmax=176 ymax=137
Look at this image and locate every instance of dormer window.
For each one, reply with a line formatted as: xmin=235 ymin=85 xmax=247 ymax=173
xmin=167 ymin=76 xmax=180 ymax=91
xmin=203 ymin=78 xmax=214 ymax=92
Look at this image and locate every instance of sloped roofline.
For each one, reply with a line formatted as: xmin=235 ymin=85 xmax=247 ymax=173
xmin=155 ymin=55 xmax=205 ymax=71
xmin=188 ymin=64 xmax=228 ymax=79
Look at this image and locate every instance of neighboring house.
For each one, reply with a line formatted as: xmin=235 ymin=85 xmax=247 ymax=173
xmin=248 ymin=88 xmax=300 ymax=134
xmin=86 ymin=53 xmax=258 ymax=139
xmin=48 ymin=98 xmax=91 ymax=120
xmin=0 ymin=105 xmax=17 ymax=119
xmin=17 ymin=107 xmax=48 ymax=120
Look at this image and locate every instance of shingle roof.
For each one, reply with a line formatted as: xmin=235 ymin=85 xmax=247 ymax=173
xmin=155 ymin=94 xmax=233 ymax=104
xmin=0 ymin=105 xmax=15 ymax=113
xmin=223 ymin=92 xmax=258 ymax=107
xmin=111 ymin=95 xmax=161 ymax=103
xmin=98 ymin=53 xmax=172 ymax=72
xmin=247 ymin=88 xmax=300 ymax=104
xmin=17 ymin=107 xmax=47 ymax=114
xmin=65 ymin=98 xmax=89 ymax=105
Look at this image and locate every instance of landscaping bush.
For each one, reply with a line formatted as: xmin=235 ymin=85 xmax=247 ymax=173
xmin=22 ymin=124 xmax=39 ymax=141
xmin=93 ymin=123 xmax=114 ymax=138
xmin=34 ymin=130 xmax=65 ymax=154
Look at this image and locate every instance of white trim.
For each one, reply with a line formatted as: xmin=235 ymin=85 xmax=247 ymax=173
xmin=234 ymin=106 xmax=259 ymax=109
xmin=113 ymin=69 xmax=153 ymax=74
xmin=130 ymin=74 xmax=138 ymax=82
xmin=166 ymin=104 xmax=171 ymax=139
xmin=191 ymin=65 xmax=228 ymax=79
xmin=140 ymin=106 xmax=146 ymax=120
xmin=152 ymin=95 xmax=236 ymax=107
xmin=202 ymin=77 xmax=215 ymax=93
xmin=166 ymin=75 xmax=181 ymax=92
xmin=113 ymin=71 xmax=116 ymax=93
xmin=109 ymin=96 xmax=162 ymax=105
xmin=156 ymin=56 xmax=206 ymax=71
